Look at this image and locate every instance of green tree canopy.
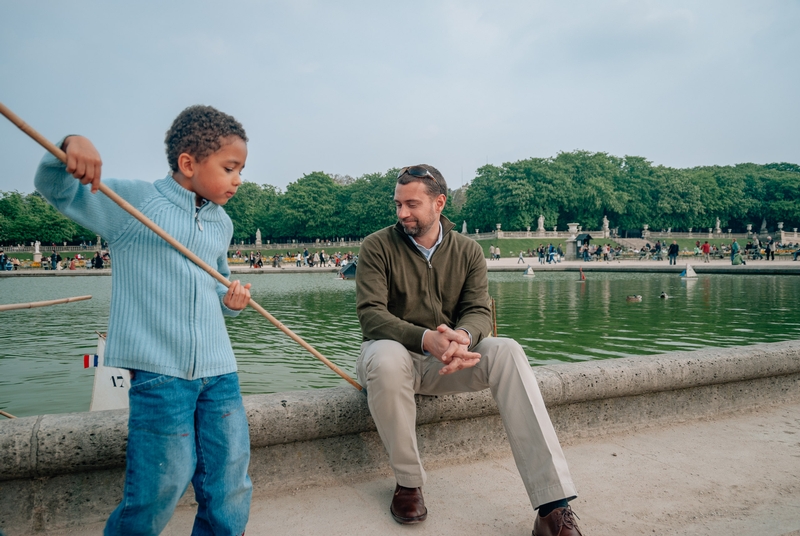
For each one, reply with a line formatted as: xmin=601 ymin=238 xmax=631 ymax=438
xmin=4 ymin=152 xmax=799 ymax=246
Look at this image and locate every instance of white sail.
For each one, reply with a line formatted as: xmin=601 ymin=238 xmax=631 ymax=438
xmin=89 ymin=335 xmax=130 ymax=411
xmin=681 ymin=264 xmax=697 ymax=278
xmin=523 ymin=265 xmax=535 ymax=277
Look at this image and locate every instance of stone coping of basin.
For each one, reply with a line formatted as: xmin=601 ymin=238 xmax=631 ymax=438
xmin=1 ymin=339 xmax=799 ymax=481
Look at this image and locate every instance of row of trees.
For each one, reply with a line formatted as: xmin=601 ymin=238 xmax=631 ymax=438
xmin=0 ymin=191 xmax=93 ymax=246
xmin=462 ymin=152 xmax=800 ymax=235
xmin=2 ymin=151 xmax=798 ymax=245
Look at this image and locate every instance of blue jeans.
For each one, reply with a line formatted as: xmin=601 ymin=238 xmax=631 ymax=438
xmin=105 ymin=371 xmax=252 ymax=536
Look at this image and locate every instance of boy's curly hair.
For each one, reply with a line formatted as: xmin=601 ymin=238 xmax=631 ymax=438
xmin=165 ymin=105 xmax=248 ymax=173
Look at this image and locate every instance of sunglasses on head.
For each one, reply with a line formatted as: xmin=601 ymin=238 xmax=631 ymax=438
xmin=397 ymin=166 xmax=443 ymax=192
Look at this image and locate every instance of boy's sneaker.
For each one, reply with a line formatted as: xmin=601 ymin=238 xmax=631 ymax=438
xmin=532 ymin=505 xmax=584 ymax=536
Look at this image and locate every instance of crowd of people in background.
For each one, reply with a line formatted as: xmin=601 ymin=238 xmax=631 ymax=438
xmin=3 ymin=237 xmax=800 ymax=272
xmin=628 ymin=237 xmax=799 ymax=264
xmin=44 ymin=250 xmax=110 ymax=271
xmin=512 ymin=243 xmax=567 ymax=263
xmin=229 ymin=248 xmax=356 ymax=269
xmin=578 ymin=243 xmax=621 ymax=262
xmin=0 ymin=248 xmax=109 ymax=271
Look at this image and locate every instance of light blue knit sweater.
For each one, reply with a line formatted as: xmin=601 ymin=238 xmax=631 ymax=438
xmin=35 ymin=150 xmax=241 ymax=380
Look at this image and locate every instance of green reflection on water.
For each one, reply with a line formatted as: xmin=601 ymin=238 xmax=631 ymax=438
xmin=1 ymin=272 xmax=799 ymax=417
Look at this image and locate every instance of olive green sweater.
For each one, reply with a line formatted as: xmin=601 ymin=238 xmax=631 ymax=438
xmin=355 ymin=216 xmax=492 ymax=353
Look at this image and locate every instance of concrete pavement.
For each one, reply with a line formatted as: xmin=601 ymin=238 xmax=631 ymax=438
xmin=46 ymin=401 xmax=800 ymax=536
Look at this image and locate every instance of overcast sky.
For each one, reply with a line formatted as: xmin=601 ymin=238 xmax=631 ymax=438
xmin=1 ymin=1 xmax=798 ymax=194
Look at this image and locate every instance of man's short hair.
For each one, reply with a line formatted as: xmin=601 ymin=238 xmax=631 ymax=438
xmin=165 ymin=105 xmax=248 ymax=173
xmin=397 ymin=164 xmax=447 ymax=198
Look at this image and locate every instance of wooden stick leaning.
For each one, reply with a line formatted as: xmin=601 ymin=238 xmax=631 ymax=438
xmin=0 ymin=295 xmax=92 ymax=312
xmin=0 ymin=102 xmax=362 ymax=391
xmin=491 ymin=297 xmax=497 ymax=337
xmin=0 ymin=410 xmax=17 ymax=419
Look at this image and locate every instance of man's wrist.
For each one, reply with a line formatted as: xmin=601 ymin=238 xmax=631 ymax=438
xmin=456 ymin=328 xmax=473 ymax=348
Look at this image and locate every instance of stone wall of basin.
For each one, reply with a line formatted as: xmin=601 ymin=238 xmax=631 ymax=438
xmin=2 ymin=340 xmax=800 ymax=534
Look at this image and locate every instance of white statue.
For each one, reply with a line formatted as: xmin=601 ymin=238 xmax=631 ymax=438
xmin=255 ymin=229 xmax=262 ymax=246
xmin=602 ymin=215 xmax=609 ymax=230
xmin=462 ymin=220 xmax=467 ymax=234
xmin=34 ymin=241 xmax=40 ymax=254
xmin=537 ymin=215 xmax=545 ymax=231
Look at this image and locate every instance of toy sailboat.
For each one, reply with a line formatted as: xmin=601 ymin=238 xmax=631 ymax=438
xmin=87 ymin=334 xmax=130 ymax=411
xmin=523 ymin=265 xmax=535 ymax=277
xmin=680 ymin=264 xmax=697 ymax=278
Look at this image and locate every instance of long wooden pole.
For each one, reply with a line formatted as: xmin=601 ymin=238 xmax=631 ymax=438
xmin=0 ymin=295 xmax=92 ymax=312
xmin=491 ymin=297 xmax=497 ymax=337
xmin=0 ymin=410 xmax=17 ymax=419
xmin=0 ymin=102 xmax=362 ymax=391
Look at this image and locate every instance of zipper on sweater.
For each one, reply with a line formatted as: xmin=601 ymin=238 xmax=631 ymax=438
xmin=189 ymin=205 xmax=203 ymax=378
xmin=425 ymin=259 xmax=442 ymax=326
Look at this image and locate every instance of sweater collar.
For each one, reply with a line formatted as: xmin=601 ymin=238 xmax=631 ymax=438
xmin=154 ymin=176 xmax=225 ymax=221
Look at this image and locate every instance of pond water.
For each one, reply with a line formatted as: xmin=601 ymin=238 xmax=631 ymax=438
xmin=1 ymin=272 xmax=799 ymax=417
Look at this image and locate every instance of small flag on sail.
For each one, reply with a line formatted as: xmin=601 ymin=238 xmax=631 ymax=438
xmin=84 ymin=354 xmax=99 ymax=368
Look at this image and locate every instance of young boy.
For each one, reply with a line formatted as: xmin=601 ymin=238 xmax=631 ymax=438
xmin=35 ymin=105 xmax=253 ymax=535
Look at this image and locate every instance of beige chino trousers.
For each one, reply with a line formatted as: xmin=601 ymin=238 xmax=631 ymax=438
xmin=357 ymin=337 xmax=577 ymax=510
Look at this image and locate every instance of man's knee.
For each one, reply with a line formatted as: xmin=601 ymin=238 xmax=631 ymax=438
xmin=475 ymin=337 xmax=528 ymax=370
xmin=360 ymin=340 xmax=415 ymax=387
xmin=477 ymin=336 xmax=524 ymax=356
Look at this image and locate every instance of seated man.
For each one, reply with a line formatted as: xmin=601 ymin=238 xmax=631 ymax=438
xmin=355 ymin=165 xmax=582 ymax=536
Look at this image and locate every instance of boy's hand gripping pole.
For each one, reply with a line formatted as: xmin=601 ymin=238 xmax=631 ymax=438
xmin=0 ymin=101 xmax=362 ymax=391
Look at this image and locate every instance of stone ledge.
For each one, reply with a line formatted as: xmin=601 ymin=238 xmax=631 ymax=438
xmin=2 ymin=340 xmax=800 ymax=482
xmin=2 ymin=341 xmax=800 ymax=534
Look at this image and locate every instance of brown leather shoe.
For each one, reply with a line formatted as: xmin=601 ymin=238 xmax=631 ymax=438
xmin=390 ymin=484 xmax=427 ymax=524
xmin=532 ymin=506 xmax=583 ymax=536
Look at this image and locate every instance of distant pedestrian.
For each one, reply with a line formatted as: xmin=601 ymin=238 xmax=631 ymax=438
xmin=654 ymin=241 xmax=663 ymax=261
xmin=731 ymin=239 xmax=747 ymax=265
xmin=752 ymin=236 xmax=763 ymax=260
xmin=517 ymin=250 xmax=525 ymax=264
xmin=701 ymin=241 xmax=711 ymax=263
xmin=668 ymin=240 xmax=679 ymax=265
xmin=765 ymin=236 xmax=775 ymax=261
xmin=489 ymin=245 xmax=495 ymax=261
